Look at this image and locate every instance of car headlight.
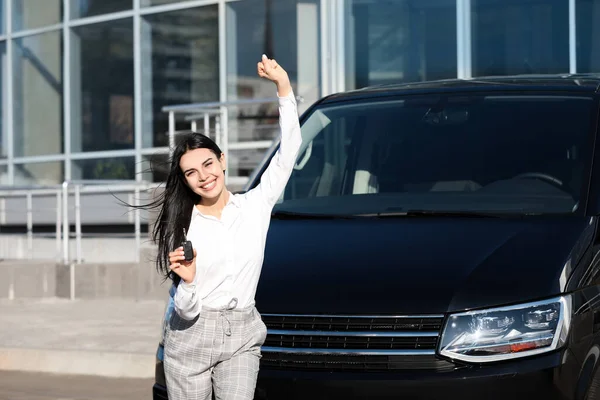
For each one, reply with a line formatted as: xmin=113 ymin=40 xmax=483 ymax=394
xmin=439 ymin=296 xmax=571 ymax=363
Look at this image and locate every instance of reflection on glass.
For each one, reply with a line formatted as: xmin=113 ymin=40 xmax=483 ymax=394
xmin=71 ymin=0 xmax=132 ymax=19
xmin=14 ymin=0 xmax=61 ymax=31
xmin=13 ymin=31 xmax=63 ymax=157
xmin=15 ymin=161 xmax=63 ymax=185
xmin=0 ymin=42 xmax=5 ymax=159
xmin=226 ymin=0 xmax=320 ymax=177
xmin=0 ymin=164 xmax=7 ymax=184
xmin=141 ymin=0 xmax=182 ymax=6
xmin=472 ymin=0 xmax=569 ymax=76
xmin=71 ymin=19 xmax=134 ymax=152
xmin=0 ymin=0 xmax=6 ymax=34
xmin=345 ymin=0 xmax=456 ymax=89
xmin=228 ymin=148 xmax=267 ymax=184
xmin=72 ymin=157 xmax=135 ymax=180
xmin=141 ymin=6 xmax=219 ymax=148
xmin=227 ymin=0 xmax=320 ymax=111
xmin=576 ymin=0 xmax=600 ymax=73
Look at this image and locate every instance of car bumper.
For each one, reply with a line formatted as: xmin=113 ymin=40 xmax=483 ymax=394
xmin=255 ymin=350 xmax=580 ymax=400
xmin=153 ymin=350 xmax=581 ymax=400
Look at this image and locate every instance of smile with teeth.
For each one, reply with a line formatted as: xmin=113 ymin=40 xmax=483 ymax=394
xmin=200 ymin=179 xmax=217 ymax=190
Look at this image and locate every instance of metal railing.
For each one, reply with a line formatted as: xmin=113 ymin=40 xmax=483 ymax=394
xmin=0 ymin=185 xmax=62 ymax=260
xmin=0 ymin=180 xmax=159 ymax=265
xmin=162 ymin=95 xmax=303 ymax=187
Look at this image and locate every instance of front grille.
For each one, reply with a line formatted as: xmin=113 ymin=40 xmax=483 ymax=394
xmin=262 ymin=315 xmax=442 ymax=332
xmin=261 ymin=352 xmax=455 ymax=372
xmin=260 ymin=314 xmax=449 ymax=372
xmin=265 ymin=334 xmax=437 ymax=350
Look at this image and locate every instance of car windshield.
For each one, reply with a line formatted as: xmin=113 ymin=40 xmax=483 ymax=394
xmin=269 ymin=92 xmax=595 ymax=216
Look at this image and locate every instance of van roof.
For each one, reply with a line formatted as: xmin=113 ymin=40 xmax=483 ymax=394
xmin=320 ymin=73 xmax=600 ymax=105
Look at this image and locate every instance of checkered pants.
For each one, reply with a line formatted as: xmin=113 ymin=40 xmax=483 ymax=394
xmin=163 ymin=299 xmax=268 ymax=400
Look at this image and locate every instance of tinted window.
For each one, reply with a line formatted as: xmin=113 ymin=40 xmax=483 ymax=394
xmin=272 ymin=93 xmax=595 ymax=215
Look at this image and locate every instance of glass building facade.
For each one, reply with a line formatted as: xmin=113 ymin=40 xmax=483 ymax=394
xmin=0 ymin=0 xmax=598 ymax=186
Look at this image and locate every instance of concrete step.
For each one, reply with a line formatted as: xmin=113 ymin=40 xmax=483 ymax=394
xmin=0 ymin=298 xmax=167 ymax=378
xmin=0 ymin=256 xmax=170 ymax=300
xmin=0 ymin=348 xmax=155 ymax=378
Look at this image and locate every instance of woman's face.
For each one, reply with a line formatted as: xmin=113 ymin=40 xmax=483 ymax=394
xmin=179 ymin=148 xmax=227 ymax=200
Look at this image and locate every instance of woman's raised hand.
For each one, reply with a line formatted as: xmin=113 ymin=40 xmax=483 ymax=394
xmin=257 ymin=54 xmax=292 ymax=97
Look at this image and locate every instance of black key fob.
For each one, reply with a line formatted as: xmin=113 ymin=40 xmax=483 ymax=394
xmin=182 ymin=228 xmax=194 ymax=262
xmin=182 ymin=240 xmax=194 ymax=262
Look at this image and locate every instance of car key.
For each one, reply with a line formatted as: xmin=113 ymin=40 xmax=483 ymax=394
xmin=182 ymin=228 xmax=194 ymax=262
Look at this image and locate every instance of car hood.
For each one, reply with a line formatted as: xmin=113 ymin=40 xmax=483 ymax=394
xmin=255 ymin=215 xmax=595 ymax=314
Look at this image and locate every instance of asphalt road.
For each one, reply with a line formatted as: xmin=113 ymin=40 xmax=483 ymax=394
xmin=0 ymin=371 xmax=153 ymax=400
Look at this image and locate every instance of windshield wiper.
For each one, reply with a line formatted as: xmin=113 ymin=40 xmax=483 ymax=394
xmin=271 ymin=210 xmax=356 ymax=220
xmin=272 ymin=209 xmax=539 ymax=219
xmin=359 ymin=210 xmax=528 ymax=218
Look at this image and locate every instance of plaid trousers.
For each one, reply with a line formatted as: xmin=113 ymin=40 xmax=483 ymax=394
xmin=163 ymin=298 xmax=268 ymax=400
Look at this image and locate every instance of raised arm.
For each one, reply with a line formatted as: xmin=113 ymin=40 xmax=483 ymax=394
xmin=252 ymin=55 xmax=303 ymax=207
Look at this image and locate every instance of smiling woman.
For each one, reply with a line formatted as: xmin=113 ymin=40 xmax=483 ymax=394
xmin=180 ymin=146 xmax=227 ymax=210
xmin=129 ymin=54 xmax=302 ymax=400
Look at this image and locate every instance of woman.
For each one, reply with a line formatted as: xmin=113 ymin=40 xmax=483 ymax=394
xmin=156 ymin=55 xmax=301 ymax=400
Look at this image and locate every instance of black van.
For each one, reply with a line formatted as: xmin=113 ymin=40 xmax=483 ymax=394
xmin=154 ymin=74 xmax=600 ymax=400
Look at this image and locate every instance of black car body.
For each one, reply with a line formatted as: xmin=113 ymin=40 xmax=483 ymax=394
xmin=153 ymin=74 xmax=600 ymax=400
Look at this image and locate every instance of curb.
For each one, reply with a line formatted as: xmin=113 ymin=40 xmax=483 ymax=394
xmin=0 ymin=347 xmax=155 ymax=378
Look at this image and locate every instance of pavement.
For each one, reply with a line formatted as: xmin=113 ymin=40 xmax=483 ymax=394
xmin=0 ymin=370 xmax=154 ymax=400
xmin=0 ymin=297 xmax=169 ymax=379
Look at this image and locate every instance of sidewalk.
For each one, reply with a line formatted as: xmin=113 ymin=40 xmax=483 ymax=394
xmin=0 ymin=297 xmax=168 ymax=379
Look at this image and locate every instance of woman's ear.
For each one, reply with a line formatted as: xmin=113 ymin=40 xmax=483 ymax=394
xmin=219 ymin=152 xmax=227 ymax=172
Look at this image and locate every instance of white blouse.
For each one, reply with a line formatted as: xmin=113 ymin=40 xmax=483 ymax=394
xmin=172 ymin=90 xmax=302 ymax=320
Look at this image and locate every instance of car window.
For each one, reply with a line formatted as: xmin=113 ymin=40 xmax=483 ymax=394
xmin=271 ymin=93 xmax=595 ymax=215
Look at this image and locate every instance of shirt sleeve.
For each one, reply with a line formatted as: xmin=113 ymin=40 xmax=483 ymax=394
xmin=172 ymin=279 xmax=202 ymax=320
xmin=250 ymin=89 xmax=303 ymax=207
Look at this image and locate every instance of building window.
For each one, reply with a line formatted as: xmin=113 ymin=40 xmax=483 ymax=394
xmin=472 ymin=0 xmax=569 ymax=76
xmin=226 ymin=0 xmax=321 ymax=177
xmin=70 ymin=18 xmax=134 ymax=153
xmin=72 ymin=157 xmax=135 ymax=180
xmin=14 ymin=161 xmax=63 ymax=185
xmin=0 ymin=1 xmax=5 ymax=34
xmin=345 ymin=0 xmax=457 ymax=89
xmin=71 ymin=0 xmax=132 ymax=19
xmin=13 ymin=0 xmax=62 ymax=31
xmin=13 ymin=31 xmax=64 ymax=157
xmin=0 ymin=41 xmax=6 ymax=160
xmin=141 ymin=5 xmax=220 ymax=149
xmin=576 ymin=0 xmax=600 ymax=73
xmin=141 ymin=0 xmax=183 ymax=6
xmin=0 ymin=164 xmax=7 ymax=184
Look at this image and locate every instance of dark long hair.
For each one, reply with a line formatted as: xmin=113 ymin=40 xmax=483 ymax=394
xmin=135 ymin=132 xmax=223 ymax=286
